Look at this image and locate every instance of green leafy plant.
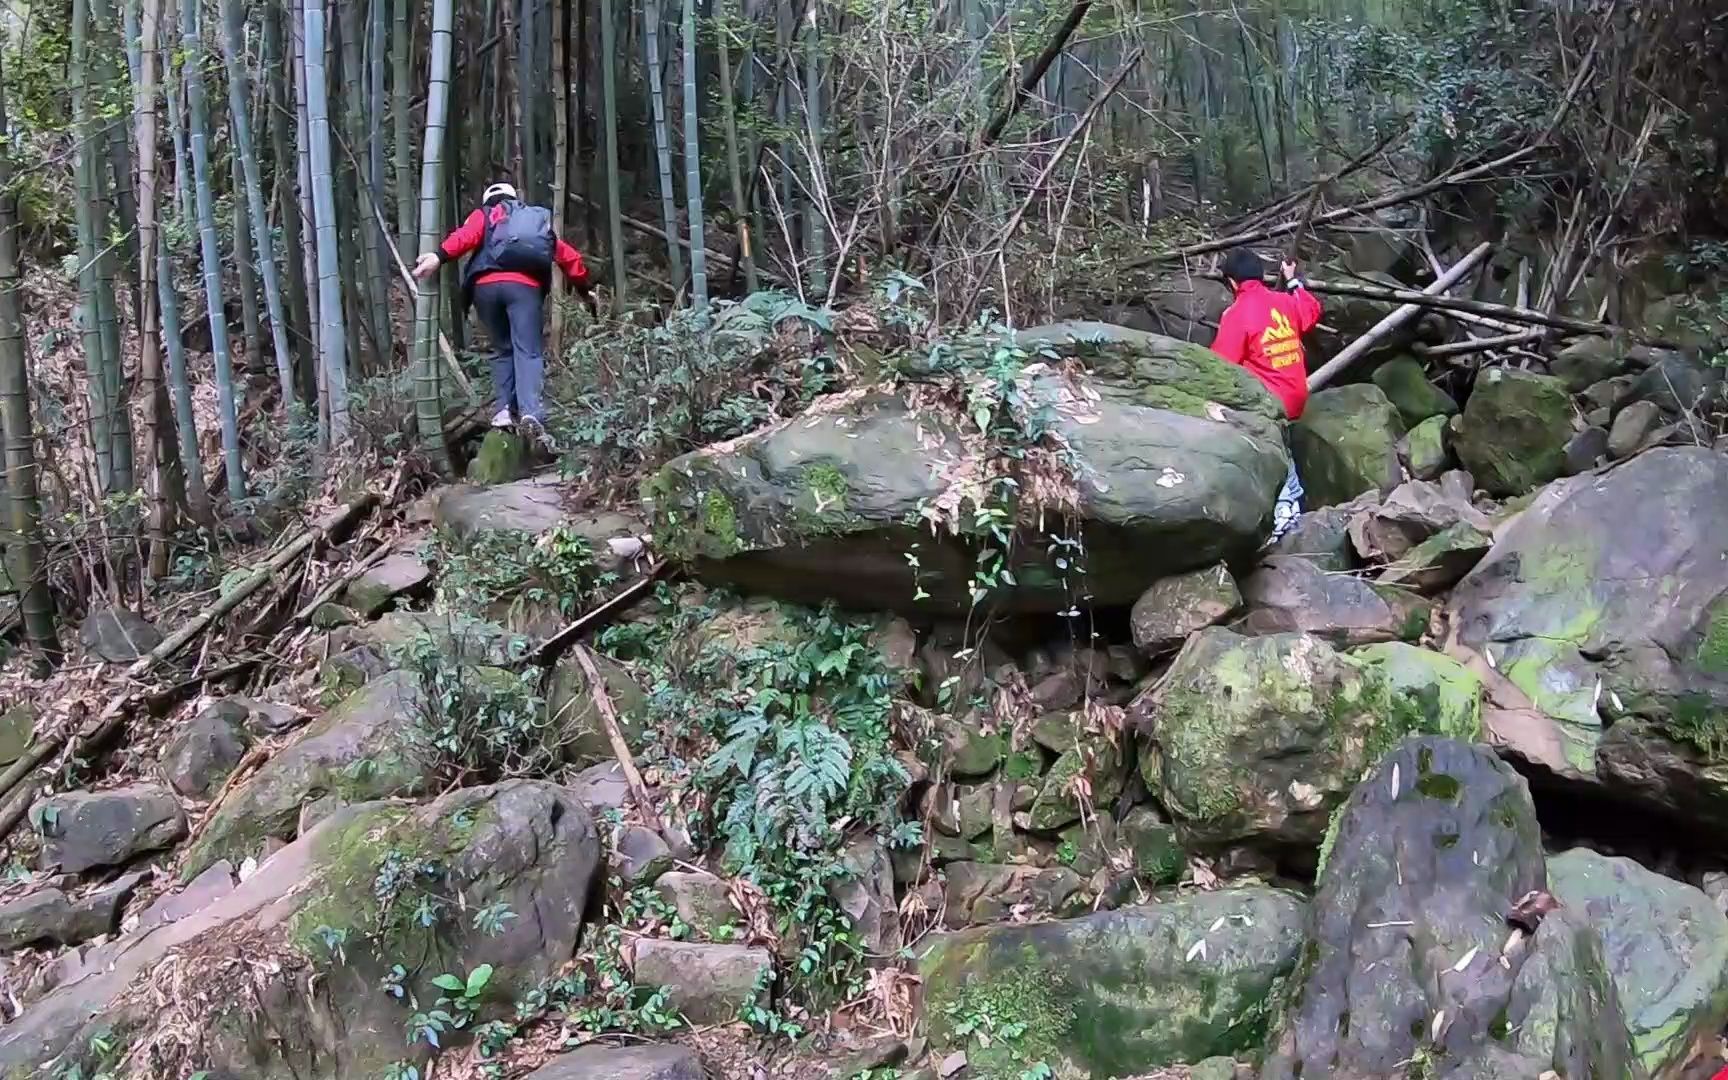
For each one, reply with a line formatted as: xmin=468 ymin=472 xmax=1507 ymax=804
xmin=430 ymin=524 xmax=603 ymax=620
xmin=394 ymin=631 xmax=557 ymax=781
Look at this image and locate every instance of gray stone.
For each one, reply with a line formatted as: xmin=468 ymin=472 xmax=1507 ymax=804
xmin=1607 ymin=399 xmax=1662 ymax=459
xmin=1192 ymin=1058 xmax=1240 ymax=1080
xmin=519 ymin=1044 xmax=703 ymax=1080
xmin=0 ymin=873 xmax=144 ymax=951
xmin=158 ymin=705 xmax=251 ymax=799
xmin=79 ymin=608 xmax=163 ymax=663
xmin=941 ymin=862 xmax=1085 ymax=928
xmin=1563 ymin=425 xmax=1610 ymax=475
xmin=1261 ymin=738 xmax=1642 ymax=1079
xmin=1399 ymin=414 xmax=1451 ymax=481
xmin=1130 ymin=563 xmax=1241 ymax=657
xmin=1268 ymin=495 xmax=1376 ymax=573
xmin=631 ymin=940 xmax=771 ymax=1025
xmin=342 ymin=553 xmax=433 ymax=617
xmin=1551 ymin=336 xmax=1629 ymax=392
xmin=1372 ymin=355 xmax=1458 ymax=426
xmin=0 ymin=781 xmax=602 ymax=1079
xmin=38 ymin=785 xmax=186 ymax=874
xmin=1548 ymin=848 xmax=1728 ymax=1076
xmin=828 ymin=837 xmax=901 ymax=956
xmin=655 ymin=871 xmax=735 ymax=936
xmin=180 ymin=671 xmax=437 ymax=877
xmin=1347 ymin=478 xmax=1495 ymax=563
xmin=1375 ymin=522 xmax=1493 ymax=594
xmin=1133 ymin=629 xmax=1480 ymax=848
xmin=615 ymin=826 xmax=673 ymax=886
xmin=569 ymin=761 xmax=631 ymax=814
xmin=921 ymin=889 xmax=1306 ymax=1076
xmin=1240 ymin=555 xmax=1431 ymax=647
xmin=133 ymin=861 xmax=235 ymax=931
xmin=0 ymin=705 xmax=35 ymax=766
xmin=1448 ymin=447 xmax=1728 ymax=789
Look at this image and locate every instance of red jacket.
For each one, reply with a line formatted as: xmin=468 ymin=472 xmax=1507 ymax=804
xmin=436 ymin=204 xmax=590 ymax=290
xmin=1210 ymin=280 xmax=1323 ymax=419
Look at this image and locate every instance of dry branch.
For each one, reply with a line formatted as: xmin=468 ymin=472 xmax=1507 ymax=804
xmin=1301 ymin=276 xmax=1644 ymax=343
xmin=1415 ymin=330 xmax=1549 ymax=359
xmin=570 ymin=643 xmax=680 ymax=856
xmin=523 ymin=561 xmax=669 ymax=669
xmin=1125 ymin=145 xmax=1539 ymax=268
xmin=1308 ymin=243 xmax=1492 ymax=390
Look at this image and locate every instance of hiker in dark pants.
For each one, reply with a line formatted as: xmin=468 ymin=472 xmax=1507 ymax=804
xmin=1210 ymin=247 xmax=1324 ymax=542
xmin=413 ymin=182 xmax=592 ymax=449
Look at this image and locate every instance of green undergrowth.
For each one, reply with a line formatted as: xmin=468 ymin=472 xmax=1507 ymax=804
xmin=391 ymin=631 xmax=556 ymax=782
xmin=547 ymin=292 xmax=843 ymax=483
xmin=426 ymin=524 xmax=609 ymax=622
xmin=598 ymin=586 xmax=923 ymax=1009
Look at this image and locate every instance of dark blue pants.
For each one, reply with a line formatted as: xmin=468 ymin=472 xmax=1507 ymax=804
xmin=473 ymin=280 xmax=546 ymax=420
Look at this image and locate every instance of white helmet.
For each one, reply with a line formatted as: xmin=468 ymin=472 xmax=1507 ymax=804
xmin=482 ymin=182 xmax=518 ymax=204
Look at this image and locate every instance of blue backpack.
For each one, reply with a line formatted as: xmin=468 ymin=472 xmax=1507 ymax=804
xmin=483 ymin=200 xmax=555 ymax=276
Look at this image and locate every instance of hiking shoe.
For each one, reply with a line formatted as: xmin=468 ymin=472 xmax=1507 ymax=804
xmin=490 ymin=408 xmax=514 ymax=429
xmin=519 ymin=415 xmax=557 ymax=455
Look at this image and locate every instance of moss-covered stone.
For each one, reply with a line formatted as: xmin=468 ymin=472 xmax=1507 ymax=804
xmin=1129 ymin=562 xmax=1240 ymax=657
xmin=1399 ymin=414 xmax=1450 ymax=481
xmin=1454 ymin=367 xmax=1574 ymax=497
xmin=642 ymin=326 xmax=1289 ymax=613
xmin=1134 ymin=629 xmax=1481 ymax=850
xmin=921 ymin=889 xmax=1307 ymax=1078
xmin=1372 ymin=356 xmax=1457 ymax=426
xmin=1290 ymin=384 xmax=1405 ymax=508
xmin=1026 ymin=737 xmax=1125 ymax=832
xmin=468 ymin=429 xmax=532 ymax=485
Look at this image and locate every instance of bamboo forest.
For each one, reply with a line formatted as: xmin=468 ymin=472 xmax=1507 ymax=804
xmin=0 ymin=0 xmax=1724 ymax=1077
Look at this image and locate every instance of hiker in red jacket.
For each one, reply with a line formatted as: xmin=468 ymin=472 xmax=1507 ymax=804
xmin=413 ymin=182 xmax=592 ymax=445
xmin=1210 ymin=246 xmax=1324 ymax=542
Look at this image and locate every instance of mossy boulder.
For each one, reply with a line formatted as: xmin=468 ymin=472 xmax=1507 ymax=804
xmin=1132 ymin=629 xmax=1481 ymax=850
xmin=1259 ymin=738 xmax=1642 ymax=1080
xmin=1372 ymin=356 xmax=1457 ymax=426
xmin=1548 ymin=848 xmax=1728 ymax=1077
xmin=0 ymin=782 xmax=600 ymax=1080
xmin=181 ymin=670 xmax=439 ymax=878
xmin=1448 ymin=447 xmax=1728 ymax=793
xmin=1453 ymin=367 xmax=1574 ymax=497
xmin=1400 ymin=414 xmax=1451 ymax=480
xmin=941 ymin=862 xmax=1087 ymax=928
xmin=1551 ymin=336 xmax=1629 ymax=392
xmin=1026 ymin=736 xmax=1126 ymax=832
xmin=467 ymin=429 xmax=532 ymax=484
xmin=643 ymin=327 xmax=1289 ymax=613
xmin=1290 ymin=385 xmax=1405 ymax=508
xmin=921 ymin=888 xmax=1306 ymax=1079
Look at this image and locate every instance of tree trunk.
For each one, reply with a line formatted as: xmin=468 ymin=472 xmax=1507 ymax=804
xmin=0 ymin=52 xmax=57 ymax=656
xmin=549 ymin=0 xmax=569 ymax=358
xmin=219 ymin=0 xmax=297 ymax=408
xmin=393 ymin=0 xmax=416 ymax=255
xmin=305 ymin=0 xmax=352 ymax=444
xmin=72 ymin=0 xmax=116 ymax=493
xmin=341 ymin=0 xmax=389 ymax=368
xmin=516 ymin=0 xmax=538 ymax=200
xmin=716 ymin=5 xmax=757 ymax=294
xmin=133 ymin=0 xmax=177 ymax=575
xmin=682 ymin=0 xmax=707 ymax=308
xmin=92 ymin=0 xmax=140 ymax=307
xmin=644 ymin=0 xmax=685 ymax=292
xmin=802 ymin=2 xmax=825 ymax=296
xmin=230 ymin=151 xmax=265 ymax=376
xmin=164 ymin=0 xmax=193 ymax=225
xmin=184 ymin=0 xmax=245 ymax=500
xmin=600 ymin=0 xmax=626 ymax=310
xmin=263 ymin=3 xmax=314 ymax=408
xmin=412 ymin=0 xmax=455 ymax=473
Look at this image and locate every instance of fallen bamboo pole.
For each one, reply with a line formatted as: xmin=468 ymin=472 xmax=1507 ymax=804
xmin=1301 ymin=274 xmax=1649 ymax=343
xmin=1415 ymin=329 xmax=1549 ymax=359
xmin=1308 ymin=243 xmax=1492 ymax=390
xmin=524 ymin=561 xmax=669 ymax=669
xmin=125 ymin=494 xmax=380 ymax=680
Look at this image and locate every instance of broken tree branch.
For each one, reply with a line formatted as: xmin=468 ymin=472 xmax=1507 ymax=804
xmin=1415 ymin=329 xmax=1549 ymax=359
xmin=1309 ymin=243 xmax=1492 ymax=390
xmin=964 ymin=49 xmax=1142 ymax=317
xmin=570 ymin=643 xmax=683 ymax=856
xmin=1301 ymin=275 xmax=1647 ymax=343
xmin=1124 ymin=145 xmax=1539 ymax=268
xmin=128 ymin=494 xmax=380 ymax=680
xmin=524 ymin=561 xmax=670 ymax=669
